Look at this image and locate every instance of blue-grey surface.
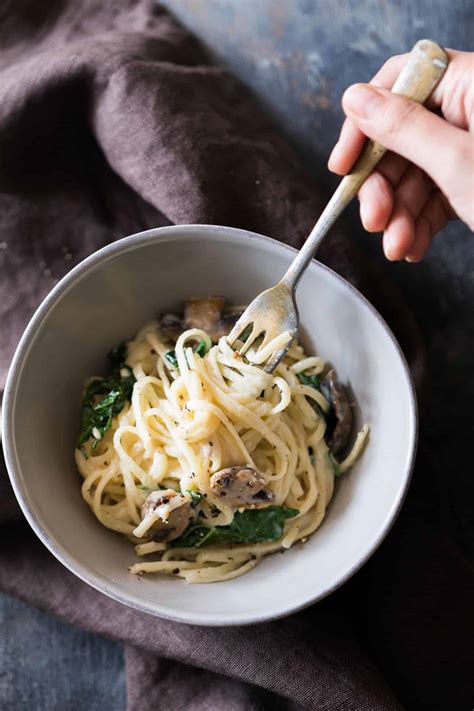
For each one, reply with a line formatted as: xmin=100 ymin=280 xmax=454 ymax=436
xmin=1 ymin=1 xmax=472 ymax=709
xmin=0 ymin=593 xmax=126 ymax=711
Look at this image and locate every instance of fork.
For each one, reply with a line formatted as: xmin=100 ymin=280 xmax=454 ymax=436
xmin=227 ymin=39 xmax=449 ymax=372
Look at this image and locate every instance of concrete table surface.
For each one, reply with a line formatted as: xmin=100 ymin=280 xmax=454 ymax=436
xmin=1 ymin=2 xmax=472 ymax=709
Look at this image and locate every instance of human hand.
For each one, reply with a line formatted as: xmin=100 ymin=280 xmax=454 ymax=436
xmin=328 ymin=50 xmax=474 ymax=261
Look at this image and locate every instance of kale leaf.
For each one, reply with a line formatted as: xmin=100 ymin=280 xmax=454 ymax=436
xmin=165 ymin=339 xmax=210 ymax=370
xmin=299 ymin=374 xmax=341 ymax=470
xmin=171 ymin=506 xmax=298 ymax=548
xmin=186 ymin=490 xmax=203 ymax=507
xmin=165 ymin=350 xmax=179 ymax=369
xmin=108 ymin=342 xmax=128 ymax=368
xmin=194 ymin=339 xmax=209 ymax=357
xmin=298 ymin=373 xmax=321 ymax=390
xmin=78 ymin=342 xmax=135 ymax=451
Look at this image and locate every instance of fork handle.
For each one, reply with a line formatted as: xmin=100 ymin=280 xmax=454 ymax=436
xmin=281 ymin=39 xmax=449 ymax=291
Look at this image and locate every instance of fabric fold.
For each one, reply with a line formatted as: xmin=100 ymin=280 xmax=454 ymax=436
xmin=0 ymin=523 xmax=403 ymax=710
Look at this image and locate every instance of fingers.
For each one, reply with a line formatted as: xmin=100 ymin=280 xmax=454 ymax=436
xmin=426 ymin=49 xmax=472 ymax=125
xmin=340 ymin=84 xmax=471 ymax=224
xmin=327 ymin=48 xmax=471 ymax=262
xmin=376 ymin=151 xmax=408 ymax=185
xmin=328 ymin=53 xmax=407 ymax=174
xmin=358 ymin=172 xmax=393 ymax=232
xmin=328 ymin=48 xmax=470 ymax=177
xmin=383 ymin=203 xmax=417 ymax=260
xmin=328 ymin=119 xmax=365 ymax=174
xmin=370 ymin=53 xmax=408 ymax=89
xmin=405 ymin=191 xmax=452 ymax=262
xmin=383 ymin=165 xmax=432 ymax=259
xmin=361 ymin=163 xmax=439 ymax=261
xmin=405 ymin=217 xmax=432 ymax=263
xmin=371 ymin=48 xmax=464 ymax=114
xmin=357 ymin=153 xmax=408 ymax=232
xmin=393 ymin=164 xmax=432 ymax=220
xmin=379 ymin=187 xmax=451 ymax=263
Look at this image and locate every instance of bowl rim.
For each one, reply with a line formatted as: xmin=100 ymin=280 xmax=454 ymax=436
xmin=2 ymin=223 xmax=418 ymax=626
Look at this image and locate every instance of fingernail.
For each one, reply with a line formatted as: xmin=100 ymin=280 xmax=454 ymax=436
xmin=327 ymin=142 xmax=340 ymax=170
xmin=384 ymin=235 xmax=397 ymax=261
xmin=343 ymin=84 xmax=384 ymax=119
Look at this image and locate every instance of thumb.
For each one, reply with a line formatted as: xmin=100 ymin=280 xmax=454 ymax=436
xmin=342 ymin=83 xmax=471 ymax=211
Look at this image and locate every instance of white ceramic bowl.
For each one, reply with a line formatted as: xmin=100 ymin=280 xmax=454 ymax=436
xmin=3 ymin=225 xmax=417 ymax=625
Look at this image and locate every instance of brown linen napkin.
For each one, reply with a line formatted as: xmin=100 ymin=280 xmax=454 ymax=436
xmin=0 ymin=2 xmax=472 ymax=710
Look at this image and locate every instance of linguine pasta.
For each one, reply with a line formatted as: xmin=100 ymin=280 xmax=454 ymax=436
xmin=75 ymin=314 xmax=369 ymax=584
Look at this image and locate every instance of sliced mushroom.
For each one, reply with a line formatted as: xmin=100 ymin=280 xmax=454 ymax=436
xmin=159 ymin=299 xmax=244 ymax=344
xmin=184 ymin=297 xmax=225 ymax=339
xmin=158 ymin=313 xmax=184 ymax=342
xmin=141 ymin=489 xmax=193 ymax=542
xmin=324 ymin=369 xmax=353 ymax=455
xmin=210 ymin=466 xmax=275 ymax=508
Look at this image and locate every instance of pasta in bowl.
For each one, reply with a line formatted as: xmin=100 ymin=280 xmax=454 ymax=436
xmin=75 ymin=297 xmax=369 ymax=583
xmin=3 ymin=224 xmax=416 ymax=624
